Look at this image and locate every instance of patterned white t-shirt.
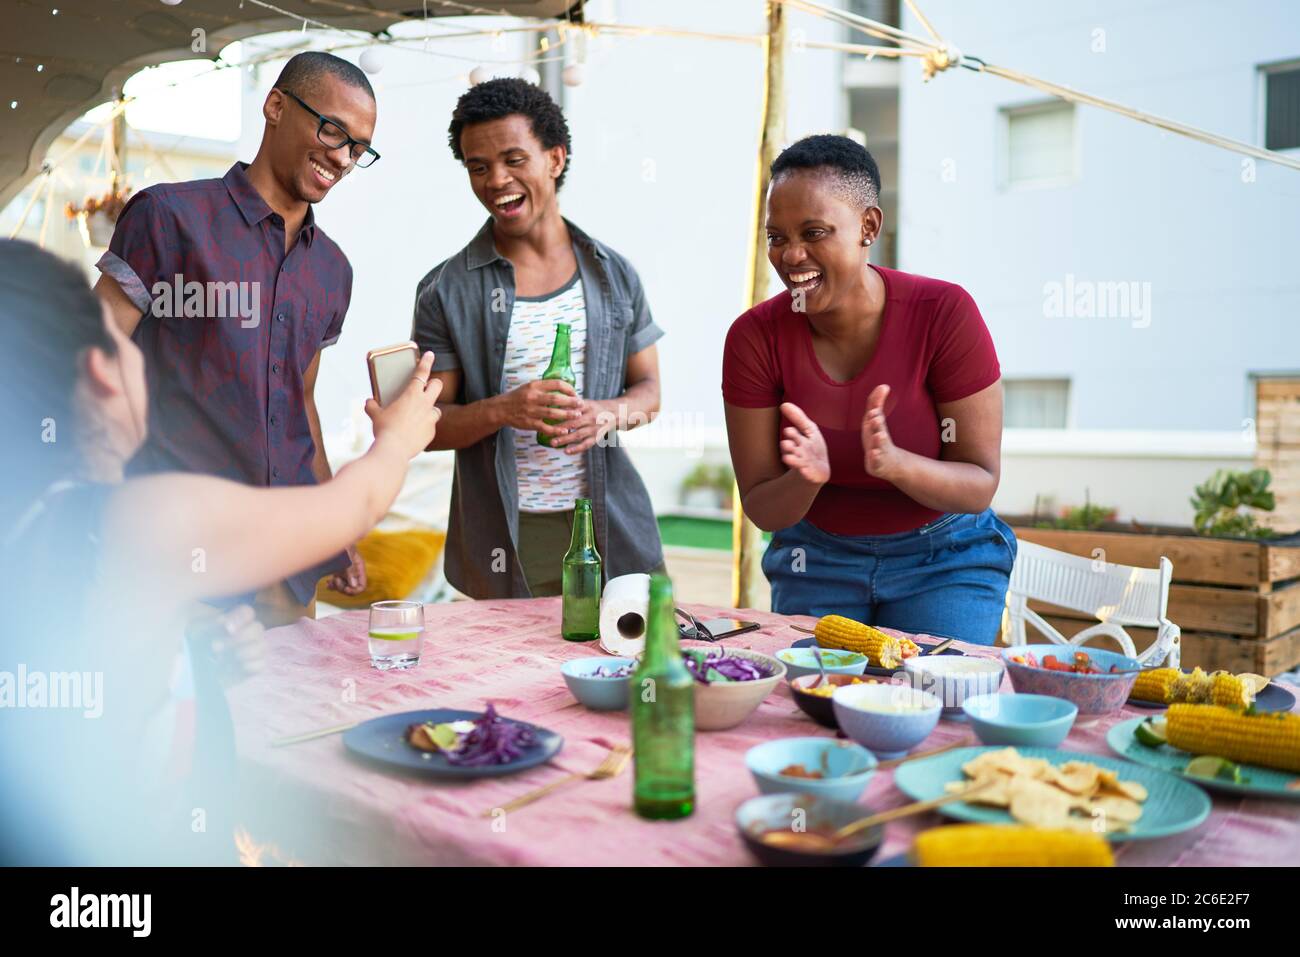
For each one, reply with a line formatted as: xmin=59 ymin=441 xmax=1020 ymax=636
xmin=504 ymin=273 xmax=590 ymax=512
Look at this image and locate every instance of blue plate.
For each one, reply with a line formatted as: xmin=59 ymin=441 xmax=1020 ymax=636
xmin=343 ymin=708 xmax=563 ymax=779
xmin=1128 ymin=681 xmax=1296 ymax=713
xmin=792 ymin=636 xmax=964 ymax=677
xmin=1107 ymin=717 xmax=1300 ymax=801
xmin=893 ymin=745 xmax=1211 ymax=841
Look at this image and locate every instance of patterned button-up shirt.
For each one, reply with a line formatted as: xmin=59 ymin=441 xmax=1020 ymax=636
xmin=96 ymin=162 xmax=350 ymax=604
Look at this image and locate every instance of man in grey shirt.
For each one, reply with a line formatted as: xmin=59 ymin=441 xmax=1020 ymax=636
xmin=413 ymin=79 xmax=665 ymax=599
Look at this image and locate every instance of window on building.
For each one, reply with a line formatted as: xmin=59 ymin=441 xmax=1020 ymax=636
xmin=1263 ymin=61 xmax=1300 ymax=151
xmin=1004 ymin=379 xmax=1070 ymax=428
xmin=1002 ymin=102 xmax=1075 ymax=187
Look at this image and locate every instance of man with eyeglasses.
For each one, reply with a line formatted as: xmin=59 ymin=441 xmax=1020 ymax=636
xmin=93 ymin=51 xmax=379 ymax=626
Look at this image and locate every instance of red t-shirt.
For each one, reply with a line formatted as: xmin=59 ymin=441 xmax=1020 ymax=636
xmin=722 ymin=266 xmax=1000 ymax=536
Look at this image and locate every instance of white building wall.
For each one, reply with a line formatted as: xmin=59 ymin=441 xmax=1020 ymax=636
xmin=896 ymin=0 xmax=1300 ymax=433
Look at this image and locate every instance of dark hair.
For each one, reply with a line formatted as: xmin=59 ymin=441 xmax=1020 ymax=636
xmin=0 ymin=240 xmax=115 ymax=529
xmin=448 ymin=78 xmax=573 ymax=190
xmin=770 ymin=134 xmax=881 ymax=210
xmin=274 ymin=51 xmax=375 ymax=101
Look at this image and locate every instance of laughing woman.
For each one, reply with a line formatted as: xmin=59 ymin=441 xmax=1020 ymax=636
xmin=722 ymin=135 xmax=1015 ymax=645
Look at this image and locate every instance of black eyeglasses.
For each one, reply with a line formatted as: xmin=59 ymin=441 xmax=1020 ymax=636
xmin=277 ymin=88 xmax=380 ymax=169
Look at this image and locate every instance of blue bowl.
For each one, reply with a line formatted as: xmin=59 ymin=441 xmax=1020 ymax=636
xmin=745 ymin=736 xmax=878 ymax=802
xmin=832 ymin=683 xmax=943 ymax=760
xmin=1001 ymin=644 xmax=1141 ymax=716
xmin=774 ymin=647 xmax=869 ymax=683
xmin=960 ymin=692 xmax=1078 ymax=747
xmin=735 ymin=793 xmax=883 ymax=867
xmin=561 ymin=657 xmax=635 ymax=711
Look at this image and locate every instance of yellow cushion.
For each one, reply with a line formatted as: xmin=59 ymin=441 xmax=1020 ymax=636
xmin=316 ymin=528 xmax=446 ymax=609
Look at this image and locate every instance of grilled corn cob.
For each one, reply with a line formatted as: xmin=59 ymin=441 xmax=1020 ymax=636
xmin=912 ymin=824 xmax=1114 ymax=867
xmin=1166 ymin=703 xmax=1300 ymax=773
xmin=1134 ymin=668 xmax=1252 ymax=708
xmin=813 ymin=615 xmax=901 ymax=668
xmin=1131 ymin=668 xmax=1179 ymax=704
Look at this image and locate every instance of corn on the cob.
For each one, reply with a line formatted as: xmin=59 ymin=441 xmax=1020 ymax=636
xmin=1135 ymin=668 xmax=1252 ymax=708
xmin=912 ymin=824 xmax=1114 ymax=867
xmin=1166 ymin=703 xmax=1300 ymax=773
xmin=1131 ymin=668 xmax=1179 ymax=704
xmin=1207 ymin=673 xmax=1251 ymax=708
xmin=813 ymin=615 xmax=901 ymax=668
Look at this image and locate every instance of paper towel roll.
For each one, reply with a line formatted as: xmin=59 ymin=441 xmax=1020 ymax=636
xmin=599 ymin=573 xmax=651 ymax=657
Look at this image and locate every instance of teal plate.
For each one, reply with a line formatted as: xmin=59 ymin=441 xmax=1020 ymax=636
xmin=1107 ymin=717 xmax=1300 ymax=801
xmin=893 ymin=745 xmax=1211 ymax=841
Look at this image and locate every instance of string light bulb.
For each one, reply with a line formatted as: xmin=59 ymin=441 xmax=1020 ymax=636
xmin=520 ymin=66 xmax=540 ymax=86
xmin=562 ymin=63 xmax=585 ymax=87
xmin=359 ymin=46 xmax=384 ymax=75
xmin=469 ymin=65 xmax=492 ymax=85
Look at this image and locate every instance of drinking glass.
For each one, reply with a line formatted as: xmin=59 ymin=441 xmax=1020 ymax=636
xmin=368 ymin=600 xmax=423 ymax=670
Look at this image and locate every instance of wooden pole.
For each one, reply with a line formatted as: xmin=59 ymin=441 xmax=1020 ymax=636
xmin=109 ymin=93 xmax=127 ymax=193
xmin=732 ymin=1 xmax=786 ymax=610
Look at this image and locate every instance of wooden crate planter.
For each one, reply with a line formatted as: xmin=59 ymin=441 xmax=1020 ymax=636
xmin=1007 ymin=521 xmax=1300 ymax=676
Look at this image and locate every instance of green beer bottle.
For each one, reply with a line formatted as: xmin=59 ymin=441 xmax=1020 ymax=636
xmin=561 ymin=498 xmax=601 ymax=641
xmin=631 ymin=574 xmax=695 ymax=820
xmin=536 ymin=322 xmax=576 ymax=447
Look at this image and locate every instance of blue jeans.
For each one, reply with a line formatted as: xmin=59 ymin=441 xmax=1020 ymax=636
xmin=761 ymin=509 xmax=1018 ymax=645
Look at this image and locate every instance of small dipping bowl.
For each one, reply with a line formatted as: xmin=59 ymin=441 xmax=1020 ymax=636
xmin=735 ymin=793 xmax=884 ymax=867
xmin=832 ymin=682 xmax=943 ymax=760
xmin=902 ymin=655 xmax=1005 ymax=719
xmin=745 ymin=736 xmax=878 ymax=803
xmin=790 ymin=674 xmax=883 ymax=729
xmin=775 ymin=646 xmax=869 ymax=683
xmin=560 ymin=656 xmax=635 ymax=711
xmin=960 ymin=692 xmax=1078 ymax=747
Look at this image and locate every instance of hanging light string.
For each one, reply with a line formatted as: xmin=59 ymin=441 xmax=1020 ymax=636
xmin=776 ymin=0 xmax=1300 ymax=172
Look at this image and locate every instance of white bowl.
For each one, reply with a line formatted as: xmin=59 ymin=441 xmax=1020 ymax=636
xmin=901 ymin=655 xmax=1005 ymax=718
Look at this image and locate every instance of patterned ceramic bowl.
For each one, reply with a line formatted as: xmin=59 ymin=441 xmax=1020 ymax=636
xmin=1001 ymin=644 xmax=1141 ymax=716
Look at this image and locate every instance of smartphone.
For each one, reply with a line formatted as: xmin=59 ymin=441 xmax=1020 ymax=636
xmin=367 ymin=342 xmax=419 ymax=407
xmin=699 ymin=618 xmax=761 ymax=641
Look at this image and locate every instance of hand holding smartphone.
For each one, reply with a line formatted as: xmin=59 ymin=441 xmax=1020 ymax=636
xmin=367 ymin=342 xmax=420 ymax=407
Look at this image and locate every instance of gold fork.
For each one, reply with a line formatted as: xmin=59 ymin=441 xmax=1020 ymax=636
xmin=485 ymin=743 xmax=633 ymax=816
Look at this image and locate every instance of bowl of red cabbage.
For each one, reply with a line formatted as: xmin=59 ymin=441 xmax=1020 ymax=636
xmin=561 ymin=656 xmax=636 ymax=711
xmin=681 ymin=647 xmax=785 ymax=731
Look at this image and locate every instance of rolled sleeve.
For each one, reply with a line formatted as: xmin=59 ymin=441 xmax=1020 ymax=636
xmin=626 ymin=274 xmax=665 ymax=356
xmin=320 ymin=262 xmax=351 ymax=349
xmin=95 ymin=191 xmax=175 ymax=316
xmin=412 ymin=276 xmax=461 ymax=372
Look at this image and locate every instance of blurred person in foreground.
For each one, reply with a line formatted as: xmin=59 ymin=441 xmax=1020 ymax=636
xmin=0 ymin=240 xmax=442 ymax=863
xmin=722 ymin=135 xmax=1015 ymax=645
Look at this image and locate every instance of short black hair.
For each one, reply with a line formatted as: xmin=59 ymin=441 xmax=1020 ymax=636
xmin=770 ymin=134 xmax=881 ymax=210
xmin=448 ymin=78 xmax=572 ymax=190
xmin=274 ymin=51 xmax=374 ymax=101
xmin=0 ymin=240 xmax=117 ymax=531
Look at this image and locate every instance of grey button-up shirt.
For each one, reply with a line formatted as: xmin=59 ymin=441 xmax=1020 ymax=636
xmin=413 ymin=218 xmax=665 ymax=599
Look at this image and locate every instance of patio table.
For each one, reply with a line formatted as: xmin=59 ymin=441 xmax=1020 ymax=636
xmin=226 ymin=598 xmax=1300 ymax=866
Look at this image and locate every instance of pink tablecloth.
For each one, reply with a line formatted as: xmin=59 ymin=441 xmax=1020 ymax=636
xmin=226 ymin=598 xmax=1299 ymax=866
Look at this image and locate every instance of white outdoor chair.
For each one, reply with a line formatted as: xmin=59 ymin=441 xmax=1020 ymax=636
xmin=1006 ymin=540 xmax=1181 ymax=668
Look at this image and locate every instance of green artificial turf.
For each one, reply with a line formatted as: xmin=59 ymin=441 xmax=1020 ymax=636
xmin=656 ymin=514 xmax=771 ymax=551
